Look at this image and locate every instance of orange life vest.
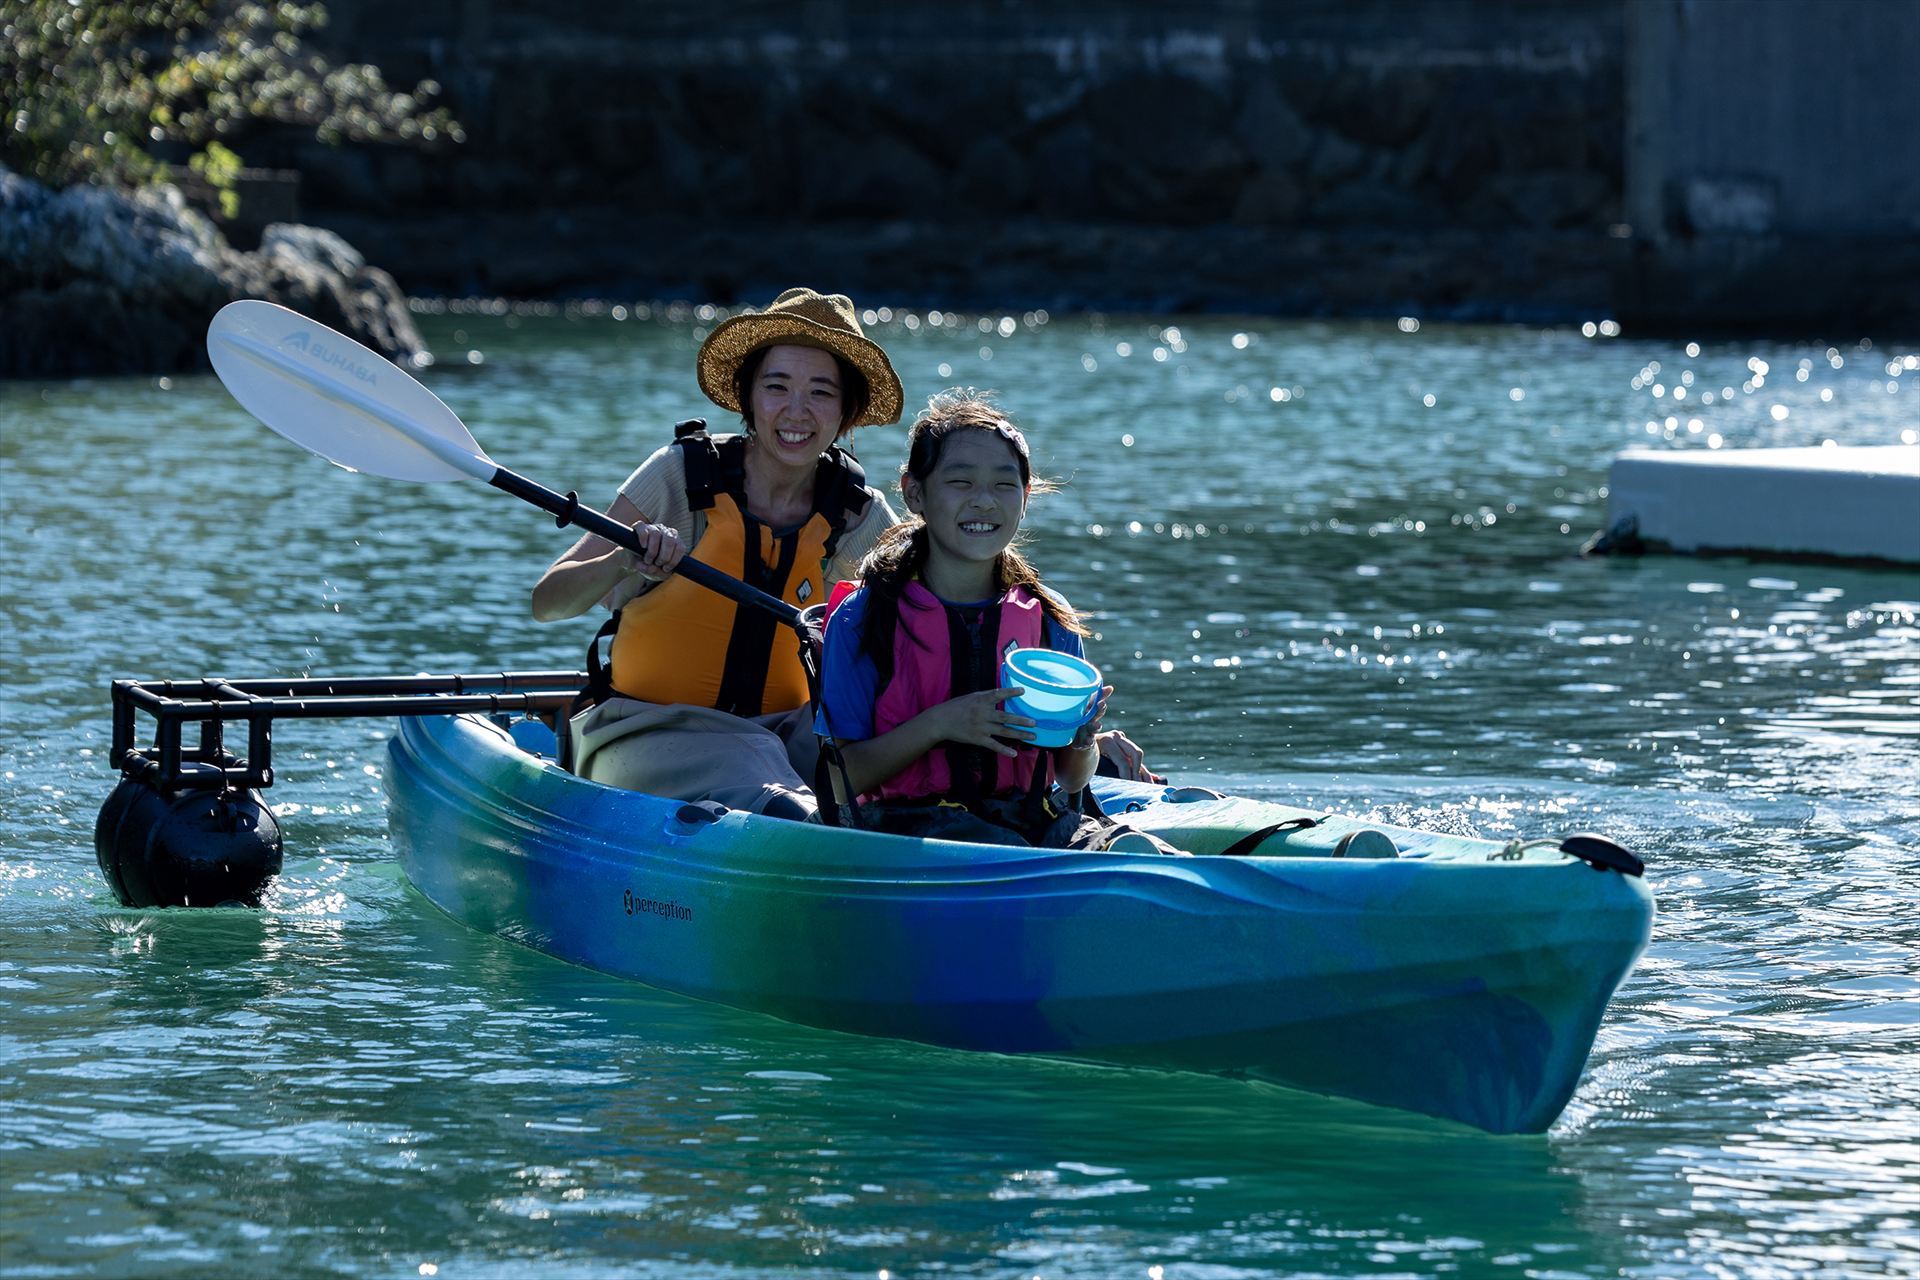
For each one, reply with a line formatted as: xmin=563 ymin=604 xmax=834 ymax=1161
xmin=600 ymin=424 xmax=868 ymax=718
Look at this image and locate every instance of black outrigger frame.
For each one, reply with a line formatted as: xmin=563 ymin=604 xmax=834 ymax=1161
xmin=108 ymin=646 xmax=865 ymax=828
xmin=110 ymin=671 xmax=586 ymax=792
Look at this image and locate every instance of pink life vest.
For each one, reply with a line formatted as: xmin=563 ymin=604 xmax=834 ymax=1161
xmin=868 ymin=582 xmax=1050 ymax=804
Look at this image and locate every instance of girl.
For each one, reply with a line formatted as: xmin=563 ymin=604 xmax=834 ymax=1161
xmin=818 ymin=390 xmax=1158 ymax=849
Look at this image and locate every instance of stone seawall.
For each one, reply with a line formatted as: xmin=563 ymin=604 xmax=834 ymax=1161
xmin=311 ymin=1 xmax=1622 ymax=228
xmin=254 ymin=0 xmax=1627 ymax=321
xmin=163 ymin=0 xmax=1920 ymax=330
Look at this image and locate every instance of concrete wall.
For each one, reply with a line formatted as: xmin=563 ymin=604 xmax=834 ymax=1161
xmin=1627 ymin=0 xmax=1920 ymax=241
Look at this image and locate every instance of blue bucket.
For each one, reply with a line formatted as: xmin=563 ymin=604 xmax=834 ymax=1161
xmin=1001 ymin=648 xmax=1102 ymax=748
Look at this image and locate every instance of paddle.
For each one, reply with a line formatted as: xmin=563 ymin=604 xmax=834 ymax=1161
xmin=204 ymin=299 xmax=804 ymax=631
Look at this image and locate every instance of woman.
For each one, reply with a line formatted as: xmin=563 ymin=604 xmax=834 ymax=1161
xmin=531 ymin=287 xmax=903 ymax=819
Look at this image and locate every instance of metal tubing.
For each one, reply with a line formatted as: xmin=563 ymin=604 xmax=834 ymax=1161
xmin=110 ymin=679 xmax=136 ymax=768
xmin=200 ymin=671 xmax=585 ymax=697
xmin=131 ymin=691 xmax=577 ymax=721
xmin=249 ymin=716 xmax=273 ymax=789
xmin=109 ymin=670 xmax=591 ymax=792
xmin=155 ymin=718 xmax=183 ymax=789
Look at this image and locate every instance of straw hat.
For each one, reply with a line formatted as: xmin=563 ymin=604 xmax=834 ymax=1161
xmin=696 ymin=288 xmax=904 ymax=428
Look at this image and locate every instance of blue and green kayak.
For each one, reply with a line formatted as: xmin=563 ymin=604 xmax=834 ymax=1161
xmin=385 ymin=712 xmax=1653 ymax=1133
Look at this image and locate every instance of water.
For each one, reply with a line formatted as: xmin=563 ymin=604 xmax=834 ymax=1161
xmin=4 ymin=306 xmax=1918 ymax=1278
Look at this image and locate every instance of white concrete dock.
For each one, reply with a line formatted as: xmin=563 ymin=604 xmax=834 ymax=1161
xmin=1601 ymin=444 xmax=1920 ymax=563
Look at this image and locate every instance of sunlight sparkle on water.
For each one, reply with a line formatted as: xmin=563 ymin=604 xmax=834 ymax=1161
xmin=7 ymin=310 xmax=1919 ymax=1280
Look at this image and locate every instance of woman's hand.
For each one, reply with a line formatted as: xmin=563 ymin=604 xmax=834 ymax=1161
xmin=926 ymin=687 xmax=1036 ymax=758
xmin=626 ymin=521 xmax=686 ymax=582
xmin=1095 ymin=729 xmax=1164 ymax=784
xmin=533 ymin=492 xmax=656 ymax=622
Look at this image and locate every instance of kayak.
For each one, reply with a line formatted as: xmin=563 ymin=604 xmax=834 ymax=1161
xmin=384 ymin=712 xmax=1654 ymax=1134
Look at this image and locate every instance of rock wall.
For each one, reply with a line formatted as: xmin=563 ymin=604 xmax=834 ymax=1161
xmin=266 ymin=0 xmax=1644 ymax=321
xmin=322 ymin=0 xmax=1622 ymax=231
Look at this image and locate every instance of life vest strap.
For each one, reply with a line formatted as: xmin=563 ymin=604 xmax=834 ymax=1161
xmin=675 ymin=424 xmax=745 ymax=515
xmin=939 ymin=603 xmax=999 ymax=806
xmin=814 ymin=446 xmax=868 ymax=558
xmin=713 ymin=512 xmax=803 ymax=719
xmin=558 ymin=613 xmax=622 ymax=772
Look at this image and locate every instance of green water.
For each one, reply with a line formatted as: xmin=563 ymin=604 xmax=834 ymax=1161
xmin=4 ymin=306 xmax=1917 ymax=1278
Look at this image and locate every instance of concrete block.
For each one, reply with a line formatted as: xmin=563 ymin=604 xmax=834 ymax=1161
xmin=1604 ymin=445 xmax=1920 ymax=563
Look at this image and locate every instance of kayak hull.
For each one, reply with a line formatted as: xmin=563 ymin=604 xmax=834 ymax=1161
xmin=386 ymin=714 xmax=1653 ymax=1133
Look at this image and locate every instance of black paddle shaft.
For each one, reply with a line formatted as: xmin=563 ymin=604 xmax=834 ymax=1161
xmin=487 ymin=466 xmax=806 ymax=632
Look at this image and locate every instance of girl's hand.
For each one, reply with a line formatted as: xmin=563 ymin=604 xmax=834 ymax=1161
xmin=627 ymin=521 xmax=686 ymax=581
xmin=1066 ymin=686 xmax=1115 ymax=754
xmin=1096 ymin=729 xmax=1165 ymax=783
xmin=928 ymin=687 xmax=1036 ymax=758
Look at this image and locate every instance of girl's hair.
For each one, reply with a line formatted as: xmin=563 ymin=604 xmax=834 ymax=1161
xmin=734 ymin=346 xmax=871 ymax=439
xmin=857 ymin=390 xmax=1084 ymax=676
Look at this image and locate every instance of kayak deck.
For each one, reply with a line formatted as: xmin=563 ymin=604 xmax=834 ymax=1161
xmin=385 ymin=713 xmax=1653 ymax=1133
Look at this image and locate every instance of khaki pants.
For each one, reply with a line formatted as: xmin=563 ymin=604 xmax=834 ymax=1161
xmin=568 ymin=697 xmax=820 ymax=816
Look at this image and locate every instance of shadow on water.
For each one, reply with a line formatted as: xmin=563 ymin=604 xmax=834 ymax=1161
xmin=289 ymin=893 xmax=1626 ymax=1278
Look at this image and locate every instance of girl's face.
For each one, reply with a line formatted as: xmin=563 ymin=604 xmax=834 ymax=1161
xmin=748 ymin=344 xmax=845 ymax=467
xmin=902 ymin=429 xmax=1029 ymax=573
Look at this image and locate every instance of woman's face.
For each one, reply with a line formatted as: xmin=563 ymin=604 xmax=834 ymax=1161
xmin=902 ymin=429 xmax=1029 ymax=570
xmin=748 ymin=344 xmax=845 ymax=467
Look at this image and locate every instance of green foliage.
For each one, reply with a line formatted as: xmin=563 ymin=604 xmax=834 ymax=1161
xmin=189 ymin=138 xmax=243 ymax=215
xmin=2 ymin=1 xmax=463 ymax=205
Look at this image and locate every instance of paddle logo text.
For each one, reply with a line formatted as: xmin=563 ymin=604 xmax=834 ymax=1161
xmin=280 ymin=329 xmax=379 ymax=386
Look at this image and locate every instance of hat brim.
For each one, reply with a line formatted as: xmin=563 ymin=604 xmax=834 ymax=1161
xmin=697 ymin=313 xmax=904 ymax=428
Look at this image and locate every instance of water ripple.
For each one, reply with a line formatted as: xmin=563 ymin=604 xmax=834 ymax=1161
xmin=3 ymin=314 xmax=1916 ymax=1278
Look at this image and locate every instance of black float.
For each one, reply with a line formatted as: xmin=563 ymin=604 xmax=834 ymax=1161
xmin=94 ymin=767 xmax=283 ymax=908
xmin=99 ymin=672 xmax=582 ymax=908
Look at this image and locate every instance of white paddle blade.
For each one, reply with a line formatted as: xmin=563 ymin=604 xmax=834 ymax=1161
xmin=206 ymin=300 xmax=494 ymax=483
